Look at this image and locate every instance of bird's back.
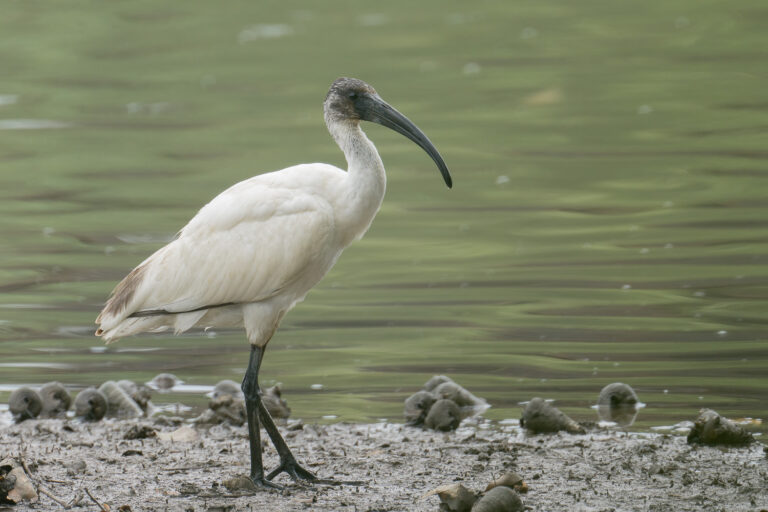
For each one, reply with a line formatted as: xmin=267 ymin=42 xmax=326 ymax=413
xmin=96 ymin=163 xmax=355 ymax=342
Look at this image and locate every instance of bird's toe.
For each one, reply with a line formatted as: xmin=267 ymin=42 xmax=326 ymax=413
xmin=266 ymin=459 xmax=317 ymax=483
xmin=250 ymin=476 xmax=285 ymax=491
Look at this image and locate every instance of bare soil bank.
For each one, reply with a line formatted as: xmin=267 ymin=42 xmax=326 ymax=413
xmin=1 ymin=419 xmax=766 ymax=511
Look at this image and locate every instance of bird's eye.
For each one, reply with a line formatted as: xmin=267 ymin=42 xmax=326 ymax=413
xmin=348 ymin=91 xmax=358 ymax=100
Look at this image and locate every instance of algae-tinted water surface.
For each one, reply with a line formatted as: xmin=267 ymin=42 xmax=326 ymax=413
xmin=0 ymin=1 xmax=766 ymax=432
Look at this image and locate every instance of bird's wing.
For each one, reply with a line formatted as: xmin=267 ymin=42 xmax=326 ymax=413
xmin=96 ymin=176 xmax=338 ymax=332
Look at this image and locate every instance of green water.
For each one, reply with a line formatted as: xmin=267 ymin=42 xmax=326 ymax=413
xmin=1 ymin=1 xmax=766 ymax=432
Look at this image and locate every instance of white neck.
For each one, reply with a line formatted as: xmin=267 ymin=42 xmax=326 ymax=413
xmin=326 ymin=117 xmax=387 ymax=243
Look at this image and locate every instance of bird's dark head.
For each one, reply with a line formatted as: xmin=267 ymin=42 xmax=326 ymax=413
xmin=324 ymin=77 xmax=452 ymax=188
xmin=324 ymin=77 xmax=378 ymax=123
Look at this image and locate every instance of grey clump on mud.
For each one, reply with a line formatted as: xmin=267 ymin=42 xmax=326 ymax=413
xmin=147 ymin=373 xmax=182 ymax=391
xmin=597 ymin=382 xmax=638 ymax=408
xmin=2 ymin=419 xmax=764 ymax=511
xmin=404 ymin=375 xmax=488 ymax=430
xmin=262 ymin=384 xmax=291 ymax=420
xmin=471 ymin=485 xmax=523 ymax=512
xmin=8 ymin=388 xmax=42 ymax=422
xmin=74 ymin=387 xmax=108 ymax=421
xmin=404 ymin=390 xmax=438 ymax=425
xmin=687 ymin=409 xmax=755 ymax=446
xmin=484 ymin=472 xmax=527 ymax=494
xmin=596 ymin=382 xmax=640 ymax=427
xmin=39 ymin=382 xmax=72 ymax=418
xmin=117 ymin=380 xmax=153 ymax=414
xmin=520 ymin=397 xmax=585 ymax=434
xmin=434 ymin=381 xmax=481 ymax=408
xmin=424 ymin=375 xmax=453 ymax=391
xmin=98 ymin=381 xmax=143 ymax=419
xmin=195 ymin=393 xmax=246 ymax=426
xmin=425 ymin=479 xmax=524 ymax=512
xmin=193 ymin=383 xmax=289 ymax=427
xmin=423 ymin=482 xmax=478 ymax=512
xmin=425 ymin=399 xmax=461 ymax=431
xmin=209 ymin=379 xmax=243 ymax=400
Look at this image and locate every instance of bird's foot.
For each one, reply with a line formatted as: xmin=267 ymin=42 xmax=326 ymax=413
xmin=249 ymin=475 xmax=285 ymax=491
xmin=266 ymin=459 xmax=364 ymax=487
xmin=266 ymin=458 xmax=318 ymax=483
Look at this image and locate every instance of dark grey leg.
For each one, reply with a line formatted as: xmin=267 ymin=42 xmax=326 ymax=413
xmin=243 ymin=345 xmax=350 ymax=486
xmin=241 ymin=345 xmax=282 ymax=489
xmin=259 ymin=401 xmax=318 ymax=482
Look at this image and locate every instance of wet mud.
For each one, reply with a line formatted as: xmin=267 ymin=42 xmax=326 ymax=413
xmin=1 ymin=418 xmax=766 ymax=511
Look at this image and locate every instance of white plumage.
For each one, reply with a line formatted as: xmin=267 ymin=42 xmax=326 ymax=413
xmin=97 ymin=160 xmax=382 ymax=344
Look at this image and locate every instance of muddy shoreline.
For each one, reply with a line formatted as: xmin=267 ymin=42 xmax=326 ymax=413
xmin=1 ymin=417 xmax=766 ymax=511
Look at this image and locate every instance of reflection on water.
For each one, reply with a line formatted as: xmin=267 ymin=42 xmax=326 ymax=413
xmin=0 ymin=362 xmax=74 ymax=370
xmin=0 ymin=119 xmax=72 ymax=130
xmin=0 ymin=0 xmax=766 ymax=434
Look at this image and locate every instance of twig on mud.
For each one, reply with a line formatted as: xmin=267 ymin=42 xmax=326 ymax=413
xmin=18 ymin=432 xmax=33 ymax=478
xmin=38 ymin=485 xmax=69 ymax=508
xmin=17 ymin=434 xmax=73 ymax=509
xmin=67 ymin=489 xmax=85 ymax=509
xmin=43 ymin=477 xmax=70 ymax=485
xmin=85 ymin=488 xmax=108 ymax=512
xmin=64 ymin=489 xmax=85 ymax=510
xmin=20 ymin=457 xmax=34 ymax=479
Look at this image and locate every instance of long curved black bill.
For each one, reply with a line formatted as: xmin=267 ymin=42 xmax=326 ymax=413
xmin=360 ymin=95 xmax=452 ymax=188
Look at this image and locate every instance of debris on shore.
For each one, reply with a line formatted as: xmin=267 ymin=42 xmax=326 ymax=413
xmin=0 ymin=417 xmax=764 ymax=511
xmin=404 ymin=376 xmax=489 ymax=430
xmin=687 ymin=408 xmax=756 ymax=446
xmin=8 ymin=388 xmax=42 ymax=423
xmin=422 ymin=472 xmax=526 ymax=512
xmin=0 ymin=457 xmax=37 ymax=504
xmin=38 ymin=382 xmax=72 ymax=419
xmin=520 ymin=397 xmax=585 ymax=434
xmin=193 ymin=381 xmax=290 ymax=427
xmin=74 ymin=387 xmax=109 ymax=421
xmin=596 ymin=382 xmax=642 ymax=427
xmin=1 ymin=377 xmax=765 ymax=511
xmin=99 ymin=381 xmax=144 ymax=419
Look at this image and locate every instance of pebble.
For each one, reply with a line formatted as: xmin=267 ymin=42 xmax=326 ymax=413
xmin=262 ymin=384 xmax=291 ymax=420
xmin=39 ymin=382 xmax=72 ymax=418
xmin=98 ymin=381 xmax=143 ymax=418
xmin=404 ymin=375 xmax=488 ymax=430
xmin=8 ymin=388 xmax=42 ymax=422
xmin=158 ymin=425 xmax=199 ymax=443
xmin=597 ymin=382 xmax=640 ymax=427
xmin=521 ymin=397 xmax=585 ymax=434
xmin=0 ymin=457 xmax=37 ymax=503
xmin=147 ymin=373 xmax=182 ymax=391
xmin=425 ymin=399 xmax=461 ymax=431
xmin=74 ymin=387 xmax=108 ymax=421
xmin=222 ymin=475 xmax=257 ymax=492
xmin=423 ymin=375 xmax=453 ymax=392
xmin=422 ymin=482 xmax=478 ymax=512
xmin=209 ymin=379 xmax=243 ymax=400
xmin=434 ymin=381 xmax=481 ymax=408
xmin=597 ymin=382 xmax=638 ymax=408
xmin=118 ymin=380 xmax=153 ymax=414
xmin=471 ymin=486 xmax=523 ymax=512
xmin=403 ymin=390 xmax=438 ymax=425
xmin=484 ymin=472 xmax=528 ymax=493
xmin=687 ymin=409 xmax=755 ymax=446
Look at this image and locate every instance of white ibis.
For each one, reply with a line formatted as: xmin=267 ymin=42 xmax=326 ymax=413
xmin=95 ymin=77 xmax=452 ymax=488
